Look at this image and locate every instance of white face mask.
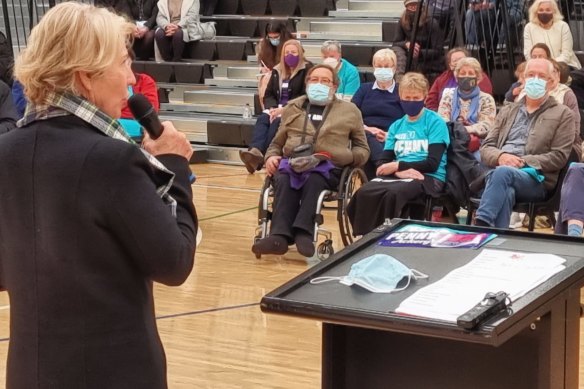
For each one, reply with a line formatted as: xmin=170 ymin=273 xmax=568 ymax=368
xmin=323 ymin=57 xmax=339 ymax=69
xmin=374 ymin=67 xmax=395 ymax=82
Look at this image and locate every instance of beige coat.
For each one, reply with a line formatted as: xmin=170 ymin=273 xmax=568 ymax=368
xmin=156 ymin=0 xmax=199 ymax=42
xmin=265 ymin=96 xmax=370 ymax=168
xmin=480 ymin=97 xmax=576 ymax=190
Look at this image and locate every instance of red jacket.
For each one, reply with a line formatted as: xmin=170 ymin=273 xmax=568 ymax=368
xmin=121 ymin=73 xmax=159 ymax=119
xmin=425 ymin=70 xmax=493 ymax=111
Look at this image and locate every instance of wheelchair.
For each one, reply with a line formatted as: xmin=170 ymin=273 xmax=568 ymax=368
xmin=254 ymin=166 xmax=368 ymax=260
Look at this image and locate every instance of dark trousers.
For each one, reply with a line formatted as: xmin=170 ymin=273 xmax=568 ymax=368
xmin=347 ymin=176 xmax=444 ymax=236
xmin=556 ymin=163 xmax=584 ymax=234
xmin=200 ymin=0 xmax=218 ymax=15
xmin=133 ymin=30 xmax=155 ymax=60
xmin=364 ymin=132 xmax=385 ymax=179
xmin=270 ymin=170 xmax=340 ymax=240
xmin=154 ymin=28 xmax=185 ymax=61
xmin=250 ymin=113 xmax=281 ymax=153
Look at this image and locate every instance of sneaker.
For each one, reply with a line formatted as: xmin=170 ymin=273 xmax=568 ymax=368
xmin=239 ymin=148 xmax=264 ymax=174
xmin=509 ymin=212 xmax=523 ymax=229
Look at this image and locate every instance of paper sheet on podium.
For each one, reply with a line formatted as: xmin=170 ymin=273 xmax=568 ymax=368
xmin=395 ymin=249 xmax=566 ymax=323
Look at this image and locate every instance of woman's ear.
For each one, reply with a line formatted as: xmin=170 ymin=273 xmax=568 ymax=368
xmin=75 ymin=71 xmax=93 ymax=98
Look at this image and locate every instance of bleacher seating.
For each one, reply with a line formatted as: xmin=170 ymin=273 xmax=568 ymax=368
xmin=137 ymin=0 xmax=405 ymax=164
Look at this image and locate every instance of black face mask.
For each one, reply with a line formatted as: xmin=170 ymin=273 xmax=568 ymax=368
xmin=458 ymin=77 xmax=478 ymax=92
xmin=537 ymin=12 xmax=553 ymax=24
xmin=406 ymin=10 xmax=417 ymax=19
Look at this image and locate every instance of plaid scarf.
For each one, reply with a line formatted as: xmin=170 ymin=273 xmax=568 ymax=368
xmin=18 ymin=92 xmax=177 ymax=216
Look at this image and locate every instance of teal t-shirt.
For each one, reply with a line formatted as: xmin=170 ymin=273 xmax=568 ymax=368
xmin=337 ymin=58 xmax=360 ymax=97
xmin=384 ymin=108 xmax=450 ymax=182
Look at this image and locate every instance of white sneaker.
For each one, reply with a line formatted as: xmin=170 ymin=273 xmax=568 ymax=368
xmin=509 ymin=212 xmax=523 ymax=229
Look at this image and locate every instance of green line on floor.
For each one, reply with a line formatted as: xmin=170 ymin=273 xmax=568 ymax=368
xmin=199 ymin=206 xmax=258 ymax=222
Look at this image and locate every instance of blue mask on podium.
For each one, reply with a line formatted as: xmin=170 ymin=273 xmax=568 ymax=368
xmin=310 ymin=254 xmax=428 ymax=293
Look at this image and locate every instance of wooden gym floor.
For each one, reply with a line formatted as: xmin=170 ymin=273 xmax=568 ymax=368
xmin=0 ymin=162 xmax=583 ymax=388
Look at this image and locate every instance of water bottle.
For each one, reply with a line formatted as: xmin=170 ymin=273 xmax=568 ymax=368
xmin=243 ymin=103 xmax=252 ymax=119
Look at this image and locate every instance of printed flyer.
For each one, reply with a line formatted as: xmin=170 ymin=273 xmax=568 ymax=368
xmin=378 ymin=224 xmax=497 ymax=249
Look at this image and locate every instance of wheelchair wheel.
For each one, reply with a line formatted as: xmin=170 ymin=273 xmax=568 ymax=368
xmin=317 ymin=239 xmax=334 ymax=261
xmin=337 ymin=167 xmax=368 ymax=247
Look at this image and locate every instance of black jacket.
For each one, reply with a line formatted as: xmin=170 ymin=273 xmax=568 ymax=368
xmin=96 ymin=0 xmax=158 ymax=30
xmin=444 ymin=122 xmax=485 ymax=206
xmin=0 ymin=30 xmax=13 ymax=85
xmin=393 ymin=16 xmax=445 ymax=75
xmin=0 ymin=79 xmax=17 ymax=133
xmin=263 ymin=62 xmax=312 ymax=109
xmin=0 ymin=115 xmax=197 ymax=388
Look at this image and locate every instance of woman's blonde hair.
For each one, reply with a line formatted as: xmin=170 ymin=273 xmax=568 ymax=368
xmin=372 ymin=48 xmax=397 ymax=68
xmin=14 ymin=2 xmax=134 ymax=104
xmin=399 ymin=72 xmax=429 ymax=96
xmin=278 ymin=39 xmax=306 ymax=80
xmin=454 ymin=57 xmax=483 ymax=81
xmin=528 ymin=0 xmax=563 ymax=26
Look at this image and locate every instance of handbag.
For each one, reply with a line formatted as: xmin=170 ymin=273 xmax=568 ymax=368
xmin=290 ymin=102 xmax=330 ymax=158
xmin=188 ymin=21 xmax=216 ymax=41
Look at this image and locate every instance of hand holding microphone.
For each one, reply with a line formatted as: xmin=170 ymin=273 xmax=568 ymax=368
xmin=128 ymin=94 xmax=193 ymax=161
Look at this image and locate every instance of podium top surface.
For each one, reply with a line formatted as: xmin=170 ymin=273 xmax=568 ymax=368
xmin=261 ymin=219 xmax=584 ymax=346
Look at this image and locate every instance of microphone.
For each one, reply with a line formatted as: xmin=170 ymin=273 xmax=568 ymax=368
xmin=128 ymin=94 xmax=164 ymax=139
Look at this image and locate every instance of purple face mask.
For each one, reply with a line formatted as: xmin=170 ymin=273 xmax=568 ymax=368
xmin=284 ymin=54 xmax=300 ymax=68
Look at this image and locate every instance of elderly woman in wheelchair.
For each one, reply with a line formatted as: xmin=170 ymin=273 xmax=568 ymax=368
xmin=251 ymin=64 xmax=370 ymax=258
xmin=347 ymin=72 xmax=450 ymax=236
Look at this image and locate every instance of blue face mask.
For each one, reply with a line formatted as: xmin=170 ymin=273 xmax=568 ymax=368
xmin=307 ymin=83 xmax=331 ymax=105
xmin=400 ymin=100 xmax=425 ymax=117
xmin=269 ymin=38 xmax=280 ymax=47
xmin=524 ymin=77 xmax=547 ymax=99
xmin=374 ymin=67 xmax=394 ymax=82
xmin=310 ymin=254 xmax=428 ymax=293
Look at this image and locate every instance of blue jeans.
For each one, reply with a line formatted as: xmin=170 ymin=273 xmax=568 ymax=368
xmin=475 ymin=166 xmax=546 ymax=228
xmin=250 ymin=113 xmax=281 ymax=154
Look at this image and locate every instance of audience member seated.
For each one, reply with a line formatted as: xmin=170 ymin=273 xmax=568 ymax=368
xmin=251 ymin=65 xmax=369 ymax=257
xmin=155 ymin=0 xmax=199 ymax=62
xmin=504 ymin=61 xmax=527 ymax=103
xmin=425 ymin=47 xmax=492 ymax=111
xmin=530 ymin=42 xmax=551 ymax=60
xmin=506 ymin=45 xmax=550 ymax=104
xmin=438 ymin=57 xmax=496 ymax=157
xmin=96 ymin=0 xmax=157 ymax=60
xmin=119 ymin=50 xmax=159 ymax=140
xmin=257 ymin=23 xmax=293 ymax=110
xmin=465 ymin=0 xmax=524 ymax=50
xmin=240 ymin=40 xmax=312 ymax=174
xmin=473 ymin=58 xmax=576 ymax=229
xmin=347 ymin=72 xmax=450 ymax=236
xmin=11 ymin=79 xmax=26 ymax=118
xmin=352 ymin=48 xmax=405 ymax=179
xmin=320 ymin=40 xmax=360 ymax=100
xmin=556 ymin=163 xmax=584 ymax=236
xmin=393 ymin=0 xmax=445 ymax=84
xmin=515 ymin=59 xmax=582 ymax=158
xmin=523 ymin=0 xmax=581 ymax=70
xmin=0 ymin=79 xmax=17 ymax=133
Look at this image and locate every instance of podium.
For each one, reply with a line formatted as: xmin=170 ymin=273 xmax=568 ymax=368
xmin=261 ymin=219 xmax=584 ymax=389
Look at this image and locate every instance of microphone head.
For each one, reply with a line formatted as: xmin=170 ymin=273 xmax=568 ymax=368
xmin=128 ymin=93 xmax=154 ymax=121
